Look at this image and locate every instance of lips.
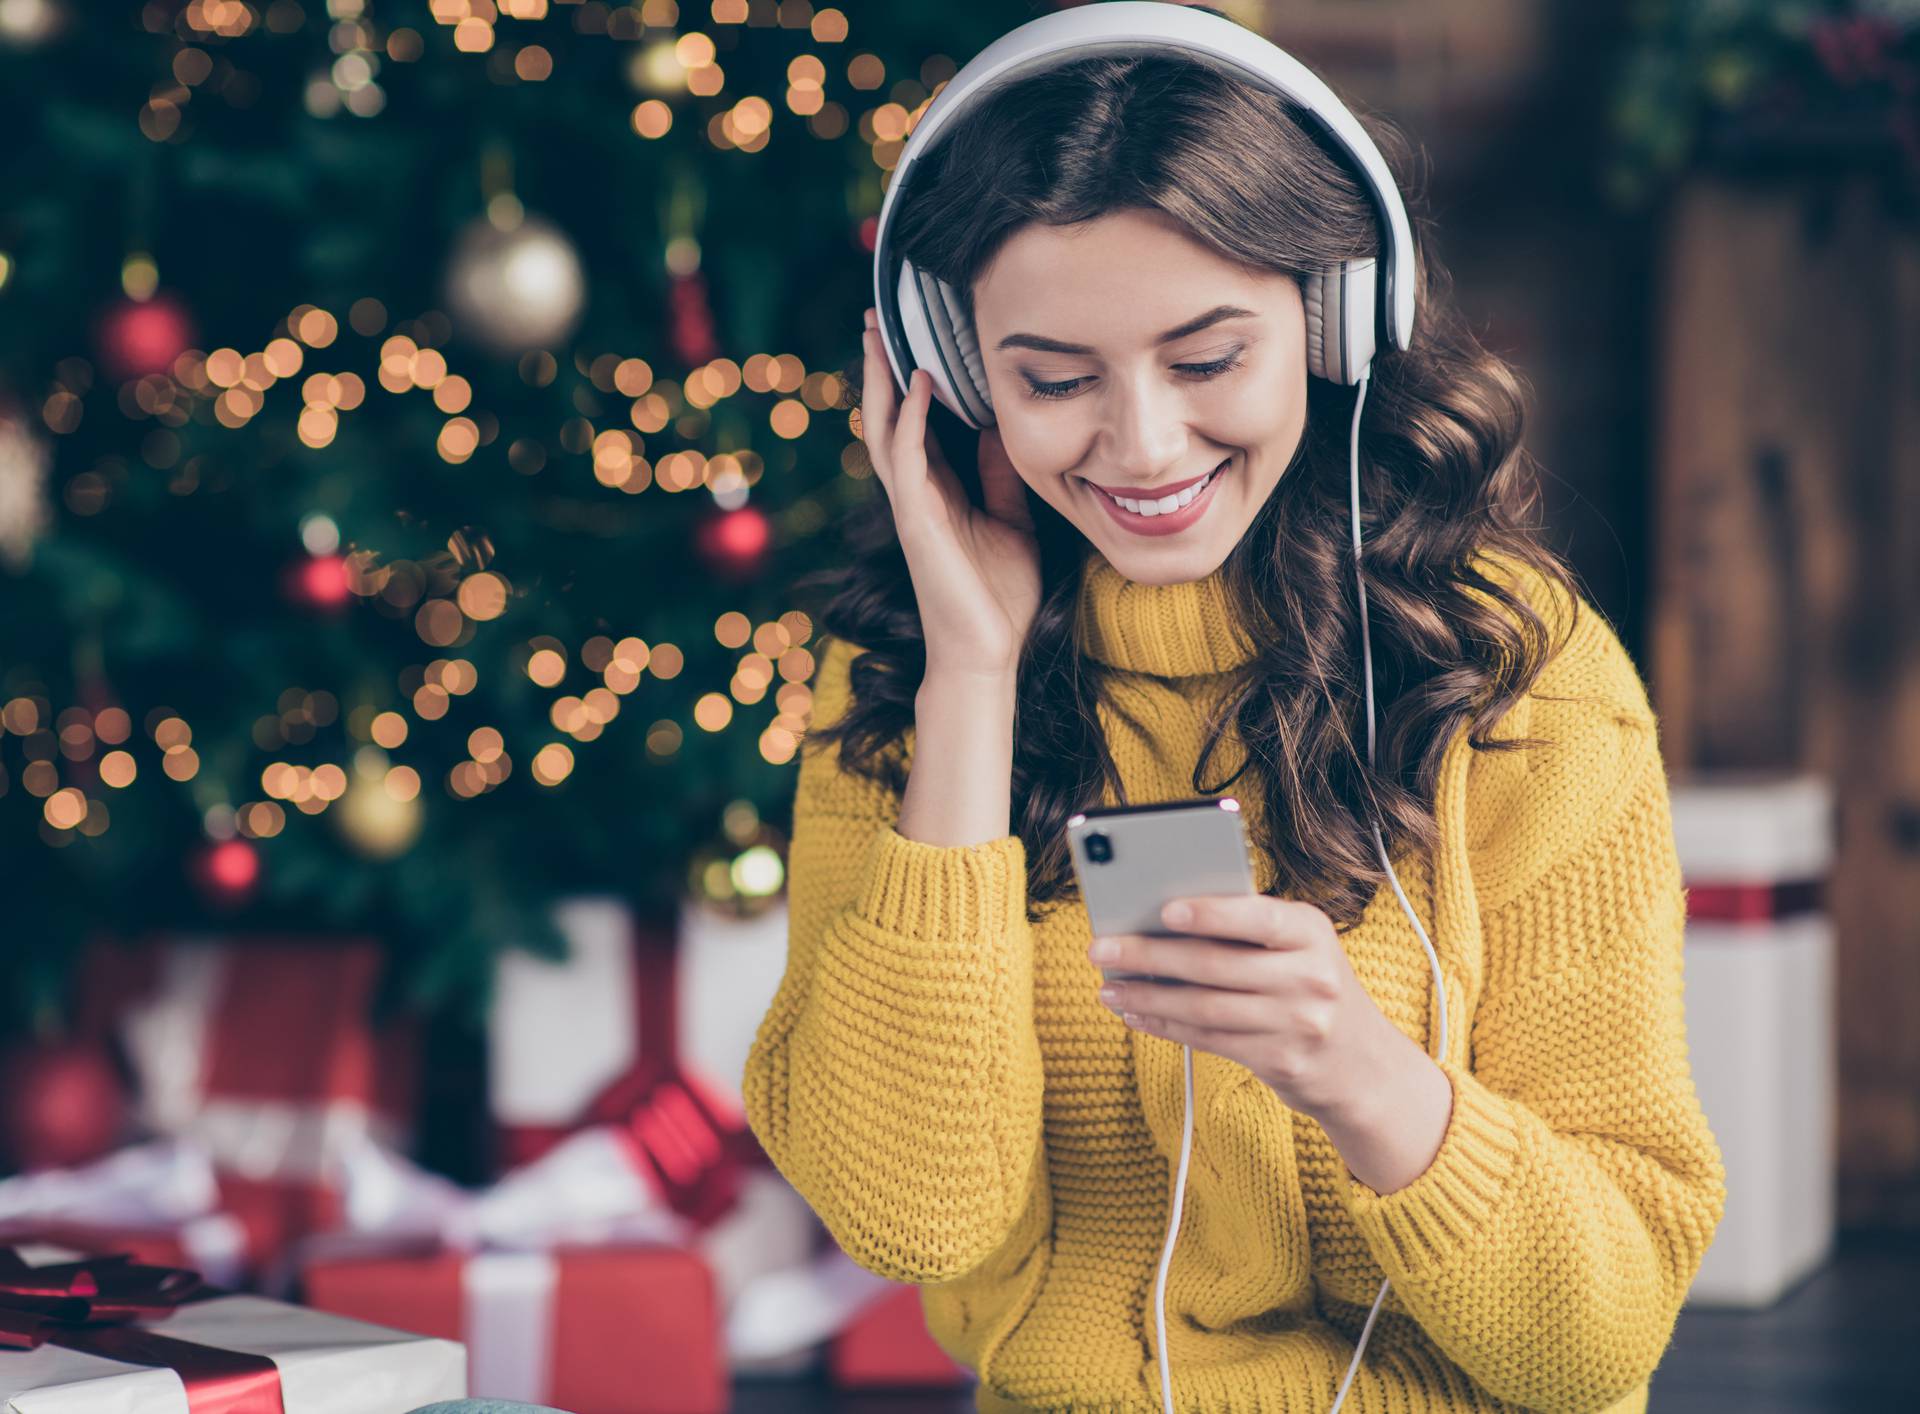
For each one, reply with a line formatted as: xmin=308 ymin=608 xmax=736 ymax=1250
xmin=1085 ymin=456 xmax=1232 ymax=537
xmin=1084 ymin=458 xmax=1227 ymax=504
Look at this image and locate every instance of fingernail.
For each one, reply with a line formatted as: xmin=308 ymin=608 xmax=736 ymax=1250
xmin=1163 ymin=901 xmax=1192 ymax=928
xmin=1089 ymin=938 xmax=1119 ymax=962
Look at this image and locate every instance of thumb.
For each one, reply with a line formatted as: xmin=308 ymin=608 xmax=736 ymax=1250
xmin=976 ymin=427 xmax=1034 ymax=531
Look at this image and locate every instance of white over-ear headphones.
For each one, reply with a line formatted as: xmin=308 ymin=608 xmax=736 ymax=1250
xmin=871 ymin=0 xmax=1416 ymax=427
xmin=869 ymin=7 xmax=1455 ymax=1414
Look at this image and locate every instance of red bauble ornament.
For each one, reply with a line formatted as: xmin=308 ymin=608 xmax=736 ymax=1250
xmin=191 ymin=838 xmax=261 ymax=911
xmin=94 ymin=292 xmax=196 ymax=382
xmin=695 ymin=505 xmax=770 ymax=581
xmin=282 ymin=553 xmax=352 ymax=612
xmin=0 ymin=1039 xmax=130 ymax=1173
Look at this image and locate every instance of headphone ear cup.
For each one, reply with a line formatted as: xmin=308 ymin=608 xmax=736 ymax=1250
xmin=933 ymin=278 xmax=995 ymax=426
xmin=896 ymin=259 xmax=994 ymax=428
xmin=1304 ymin=258 xmax=1378 ymax=385
xmin=1304 ymin=266 xmax=1338 ymax=383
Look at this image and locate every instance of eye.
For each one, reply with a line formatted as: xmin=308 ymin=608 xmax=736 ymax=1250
xmin=1020 ymin=349 xmax=1247 ymax=402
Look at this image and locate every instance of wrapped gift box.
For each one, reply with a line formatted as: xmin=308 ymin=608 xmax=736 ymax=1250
xmin=675 ymin=895 xmax=791 ymax=1120
xmin=489 ymin=899 xmax=639 ymax=1161
xmin=0 ymin=1138 xmax=250 ymax=1290
xmin=1672 ymin=772 xmax=1837 ymax=1308
xmin=0 ymin=1220 xmax=249 ymax=1295
xmin=0 ymin=1242 xmax=465 ymax=1413
xmin=73 ymin=935 xmax=420 ymax=1276
xmin=826 ymin=1281 xmax=972 ymax=1389
xmin=301 ymin=1242 xmax=726 ymax=1414
xmin=488 ymin=898 xmax=757 ymax=1228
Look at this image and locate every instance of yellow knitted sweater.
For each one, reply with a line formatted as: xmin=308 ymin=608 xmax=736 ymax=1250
xmin=744 ymin=547 xmax=1726 ymax=1414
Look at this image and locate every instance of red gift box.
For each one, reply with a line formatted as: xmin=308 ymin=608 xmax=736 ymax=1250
xmin=74 ymin=935 xmax=420 ymax=1272
xmin=301 ymin=1242 xmax=726 ymax=1414
xmin=826 ymin=1283 xmax=972 ymax=1389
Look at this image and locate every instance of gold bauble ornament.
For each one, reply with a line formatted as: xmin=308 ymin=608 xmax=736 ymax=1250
xmin=334 ymin=770 xmax=424 ymax=859
xmin=687 ymin=816 xmax=788 ymax=920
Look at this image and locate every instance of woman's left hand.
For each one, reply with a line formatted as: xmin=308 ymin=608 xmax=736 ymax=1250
xmin=1088 ymin=894 xmax=1407 ymax=1124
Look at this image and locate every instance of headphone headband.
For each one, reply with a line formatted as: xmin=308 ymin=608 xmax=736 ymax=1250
xmin=872 ymin=1 xmax=1416 ymax=411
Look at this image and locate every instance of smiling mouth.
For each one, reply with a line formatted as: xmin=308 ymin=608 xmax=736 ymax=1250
xmin=1086 ymin=456 xmax=1231 ymax=516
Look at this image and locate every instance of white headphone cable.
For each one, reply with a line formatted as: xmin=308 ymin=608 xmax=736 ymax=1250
xmin=1151 ymin=367 xmax=1452 ymax=1413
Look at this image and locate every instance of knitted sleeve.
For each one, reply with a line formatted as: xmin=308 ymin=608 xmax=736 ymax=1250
xmin=1338 ymin=612 xmax=1728 ymax=1414
xmin=741 ymin=635 xmax=1050 ymax=1284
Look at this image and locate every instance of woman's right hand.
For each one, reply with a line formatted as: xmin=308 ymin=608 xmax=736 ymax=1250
xmin=860 ymin=306 xmax=1041 ymax=682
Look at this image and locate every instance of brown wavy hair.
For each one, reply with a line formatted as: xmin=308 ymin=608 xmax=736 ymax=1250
xmin=795 ymin=43 xmax=1583 ymax=931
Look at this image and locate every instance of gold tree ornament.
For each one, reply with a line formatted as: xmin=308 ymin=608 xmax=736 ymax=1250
xmin=333 ymin=768 xmax=425 ymax=859
xmin=686 ymin=823 xmax=789 ymax=918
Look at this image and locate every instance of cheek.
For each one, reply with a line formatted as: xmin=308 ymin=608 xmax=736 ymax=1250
xmin=996 ymin=419 xmax=1081 ymax=490
xmin=1242 ymin=378 xmax=1308 ymax=480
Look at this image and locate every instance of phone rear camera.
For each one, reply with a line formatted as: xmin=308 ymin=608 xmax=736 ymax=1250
xmin=1085 ymin=832 xmax=1113 ymax=864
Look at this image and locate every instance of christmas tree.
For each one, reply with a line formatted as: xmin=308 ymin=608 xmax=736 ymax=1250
xmin=0 ymin=0 xmax=1043 ymax=1027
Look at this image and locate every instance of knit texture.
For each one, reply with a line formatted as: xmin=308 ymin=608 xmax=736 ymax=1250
xmin=743 ymin=546 xmax=1727 ymax=1414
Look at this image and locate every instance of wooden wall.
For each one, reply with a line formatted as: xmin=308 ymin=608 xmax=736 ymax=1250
xmin=1651 ymin=175 xmax=1920 ymax=1228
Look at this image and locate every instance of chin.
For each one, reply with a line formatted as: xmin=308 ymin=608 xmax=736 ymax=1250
xmin=1095 ymin=540 xmax=1228 ymax=585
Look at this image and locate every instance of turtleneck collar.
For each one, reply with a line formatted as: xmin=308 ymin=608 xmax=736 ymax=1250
xmin=1075 ymin=546 xmax=1260 ymax=677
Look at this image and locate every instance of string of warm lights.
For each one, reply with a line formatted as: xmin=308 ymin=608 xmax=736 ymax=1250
xmin=127 ymin=0 xmax=949 ymax=178
xmin=3 ymin=600 xmax=816 ymax=849
xmin=4 ymin=0 xmax=920 ymax=889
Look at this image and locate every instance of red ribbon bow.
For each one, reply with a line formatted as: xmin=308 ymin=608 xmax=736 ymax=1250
xmin=1 ymin=1246 xmax=286 ymax=1414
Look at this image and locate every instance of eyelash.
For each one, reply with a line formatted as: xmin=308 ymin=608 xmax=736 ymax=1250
xmin=1020 ymin=350 xmax=1246 ymax=402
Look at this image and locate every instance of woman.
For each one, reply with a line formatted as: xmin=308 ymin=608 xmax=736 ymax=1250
xmin=742 ymin=30 xmax=1725 ymax=1414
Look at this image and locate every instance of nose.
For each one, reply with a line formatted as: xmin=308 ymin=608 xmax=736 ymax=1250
xmin=1101 ymin=367 xmax=1190 ymax=480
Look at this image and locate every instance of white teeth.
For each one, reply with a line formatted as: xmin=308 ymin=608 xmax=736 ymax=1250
xmin=1101 ymin=461 xmax=1224 ymax=517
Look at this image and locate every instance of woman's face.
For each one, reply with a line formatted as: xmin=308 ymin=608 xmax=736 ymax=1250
xmin=971 ymin=207 xmax=1309 ymax=586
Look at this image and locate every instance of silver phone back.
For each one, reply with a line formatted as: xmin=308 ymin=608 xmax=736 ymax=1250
xmin=1066 ymin=798 xmax=1259 ymax=984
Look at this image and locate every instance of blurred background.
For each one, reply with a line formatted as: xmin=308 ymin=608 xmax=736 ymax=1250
xmin=0 ymin=1 xmax=1914 ymax=1410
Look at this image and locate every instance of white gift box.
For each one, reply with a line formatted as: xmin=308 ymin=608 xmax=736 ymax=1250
xmin=1672 ymin=773 xmax=1837 ymax=1308
xmin=490 ymin=894 xmax=792 ymax=1128
xmin=1 ymin=1245 xmax=466 ymax=1413
xmin=676 ymin=895 xmax=791 ymax=1114
xmin=489 ymin=897 xmax=641 ymax=1129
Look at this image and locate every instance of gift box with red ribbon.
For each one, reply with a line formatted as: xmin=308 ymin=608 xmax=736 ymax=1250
xmin=0 ymin=1139 xmax=251 ymax=1293
xmin=73 ymin=935 xmax=420 ymax=1277
xmin=302 ymin=1242 xmax=725 ymax=1414
xmin=295 ymin=1117 xmax=819 ymax=1390
xmin=488 ymin=899 xmax=764 ymax=1229
xmin=0 ymin=1241 xmax=464 ymax=1413
xmin=1672 ymin=772 xmax=1836 ymax=1308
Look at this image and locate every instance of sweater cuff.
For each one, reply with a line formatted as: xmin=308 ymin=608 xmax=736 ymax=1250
xmin=854 ymin=825 xmax=1029 ymax=943
xmin=1341 ymin=1057 xmax=1522 ymax=1280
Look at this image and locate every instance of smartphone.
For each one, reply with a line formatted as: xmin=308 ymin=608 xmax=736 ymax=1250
xmin=1066 ymin=797 xmax=1260 ymax=986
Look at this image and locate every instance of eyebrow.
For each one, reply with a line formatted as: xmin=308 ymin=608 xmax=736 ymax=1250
xmin=994 ymin=304 xmax=1258 ymax=355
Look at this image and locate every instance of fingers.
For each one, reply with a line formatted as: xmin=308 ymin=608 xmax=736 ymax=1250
xmin=1088 ymin=933 xmax=1280 ymax=992
xmin=891 ymin=365 xmax=933 ymax=482
xmin=1098 ymin=977 xmax=1273 ymax=1035
xmin=1160 ymin=894 xmax=1327 ymax=951
xmin=860 ymin=317 xmax=902 ymax=496
xmin=861 ymin=307 xmax=947 ymax=525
